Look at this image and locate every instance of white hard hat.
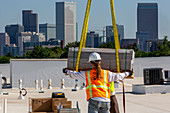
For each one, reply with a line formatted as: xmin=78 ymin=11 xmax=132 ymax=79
xmin=89 ymin=52 xmax=101 ymax=62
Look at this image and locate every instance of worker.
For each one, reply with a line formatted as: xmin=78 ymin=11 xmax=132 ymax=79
xmin=63 ymin=52 xmax=132 ymax=113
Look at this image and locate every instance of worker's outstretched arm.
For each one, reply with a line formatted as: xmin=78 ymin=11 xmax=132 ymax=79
xmin=108 ymin=71 xmax=132 ymax=82
xmin=63 ymin=68 xmax=86 ymax=82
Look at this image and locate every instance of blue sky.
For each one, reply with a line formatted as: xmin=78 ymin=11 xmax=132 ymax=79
xmin=0 ymin=0 xmax=170 ymax=40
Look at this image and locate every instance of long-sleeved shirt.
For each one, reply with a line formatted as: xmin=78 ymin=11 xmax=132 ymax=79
xmin=67 ymin=70 xmax=129 ymax=102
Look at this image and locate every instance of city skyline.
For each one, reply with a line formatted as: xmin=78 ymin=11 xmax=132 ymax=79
xmin=0 ymin=0 xmax=170 ymax=40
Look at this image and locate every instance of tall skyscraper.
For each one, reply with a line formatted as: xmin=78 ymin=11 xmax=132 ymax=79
xmin=106 ymin=25 xmax=124 ymax=45
xmin=0 ymin=33 xmax=10 ymax=56
xmin=137 ymin=3 xmax=158 ymax=51
xmin=22 ymin=10 xmax=38 ymax=32
xmin=137 ymin=3 xmax=158 ymax=39
xmin=56 ymin=2 xmax=76 ymax=46
xmin=5 ymin=24 xmax=24 ymax=44
xmin=39 ymin=23 xmax=56 ymax=41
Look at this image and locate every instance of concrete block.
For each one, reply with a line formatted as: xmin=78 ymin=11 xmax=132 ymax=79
xmin=132 ymin=84 xmax=170 ymax=94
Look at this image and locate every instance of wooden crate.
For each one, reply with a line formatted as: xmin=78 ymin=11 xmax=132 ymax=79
xmin=68 ymin=48 xmax=135 ymax=72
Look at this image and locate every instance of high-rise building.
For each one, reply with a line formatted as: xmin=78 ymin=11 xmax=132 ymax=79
xmin=0 ymin=33 xmax=10 ymax=56
xmin=136 ymin=32 xmax=149 ymax=51
xmin=39 ymin=23 xmax=56 ymax=41
xmin=31 ymin=32 xmax=45 ymax=43
xmin=145 ymin=39 xmax=163 ymax=52
xmin=16 ymin=32 xmax=32 ymax=56
xmin=106 ymin=25 xmax=124 ymax=45
xmin=76 ymin=23 xmax=78 ymax=42
xmin=5 ymin=24 xmax=24 ymax=44
xmin=22 ymin=10 xmax=38 ymax=32
xmin=121 ymin=38 xmax=139 ymax=49
xmin=3 ymin=44 xmax=19 ymax=57
xmin=86 ymin=31 xmax=101 ymax=48
xmin=137 ymin=3 xmax=158 ymax=39
xmin=24 ymin=39 xmax=61 ymax=54
xmin=56 ymin=2 xmax=76 ymax=46
xmin=137 ymin=3 xmax=158 ymax=51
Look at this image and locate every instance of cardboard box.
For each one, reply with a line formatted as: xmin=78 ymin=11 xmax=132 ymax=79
xmin=52 ymin=98 xmax=67 ymax=102
xmin=52 ymin=98 xmax=67 ymax=111
xmin=53 ymin=110 xmax=58 ymax=113
xmin=63 ymin=105 xmax=72 ymax=108
xmin=61 ymin=101 xmax=72 ymax=106
xmin=29 ymin=98 xmax=52 ymax=112
xmin=30 ymin=112 xmax=54 ymax=113
xmin=29 ymin=111 xmax=57 ymax=113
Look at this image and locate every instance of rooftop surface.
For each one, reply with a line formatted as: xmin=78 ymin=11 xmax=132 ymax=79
xmin=0 ymin=77 xmax=170 ymax=113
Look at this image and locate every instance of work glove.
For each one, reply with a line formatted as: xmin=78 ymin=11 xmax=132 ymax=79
xmin=129 ymin=71 xmax=133 ymax=76
xmin=63 ymin=68 xmax=68 ymax=74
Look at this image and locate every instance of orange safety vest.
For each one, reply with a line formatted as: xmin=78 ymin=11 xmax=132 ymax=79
xmin=85 ymin=69 xmax=110 ymax=101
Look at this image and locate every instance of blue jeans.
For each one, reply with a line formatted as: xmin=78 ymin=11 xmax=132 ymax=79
xmin=88 ymin=99 xmax=110 ymax=113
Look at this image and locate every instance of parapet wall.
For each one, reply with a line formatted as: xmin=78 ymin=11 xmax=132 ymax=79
xmin=10 ymin=59 xmax=81 ymax=88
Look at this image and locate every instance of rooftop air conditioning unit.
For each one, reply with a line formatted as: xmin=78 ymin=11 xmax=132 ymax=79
xmin=164 ymin=70 xmax=170 ymax=82
xmin=143 ymin=68 xmax=164 ymax=85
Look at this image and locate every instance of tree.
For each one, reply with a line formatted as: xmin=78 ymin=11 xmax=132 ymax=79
xmin=157 ymin=36 xmax=170 ymax=56
xmin=25 ymin=51 xmax=32 ymax=58
xmin=49 ymin=46 xmax=64 ymax=58
xmin=0 ymin=56 xmax=10 ymax=63
xmin=16 ymin=55 xmax=19 ymax=58
xmin=6 ymin=52 xmax=13 ymax=58
xmin=31 ymin=45 xmax=44 ymax=58
xmin=28 ymin=45 xmax=51 ymax=58
xmin=98 ymin=41 xmax=115 ymax=48
xmin=126 ymin=45 xmax=132 ymax=49
xmin=65 ymin=41 xmax=80 ymax=50
xmin=133 ymin=43 xmax=139 ymax=52
xmin=60 ymin=41 xmax=80 ymax=58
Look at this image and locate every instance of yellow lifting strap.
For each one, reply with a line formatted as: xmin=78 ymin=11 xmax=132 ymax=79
xmin=110 ymin=0 xmax=120 ymax=73
xmin=76 ymin=0 xmax=120 ymax=73
xmin=76 ymin=0 xmax=92 ymax=72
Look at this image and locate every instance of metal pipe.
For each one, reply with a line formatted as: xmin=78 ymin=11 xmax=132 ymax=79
xmin=48 ymin=79 xmax=52 ymax=89
xmin=60 ymin=79 xmax=65 ymax=89
xmin=35 ymin=80 xmax=38 ymax=89
xmin=19 ymin=79 xmax=22 ymax=90
xmin=40 ymin=80 xmax=43 ymax=91
xmin=3 ymin=98 xmax=7 ymax=113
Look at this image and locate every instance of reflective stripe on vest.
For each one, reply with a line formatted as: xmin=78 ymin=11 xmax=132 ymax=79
xmin=86 ymin=70 xmax=110 ymax=98
xmin=109 ymin=82 xmax=115 ymax=92
xmin=87 ymin=70 xmax=92 ymax=97
xmin=104 ymin=70 xmax=108 ymax=97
